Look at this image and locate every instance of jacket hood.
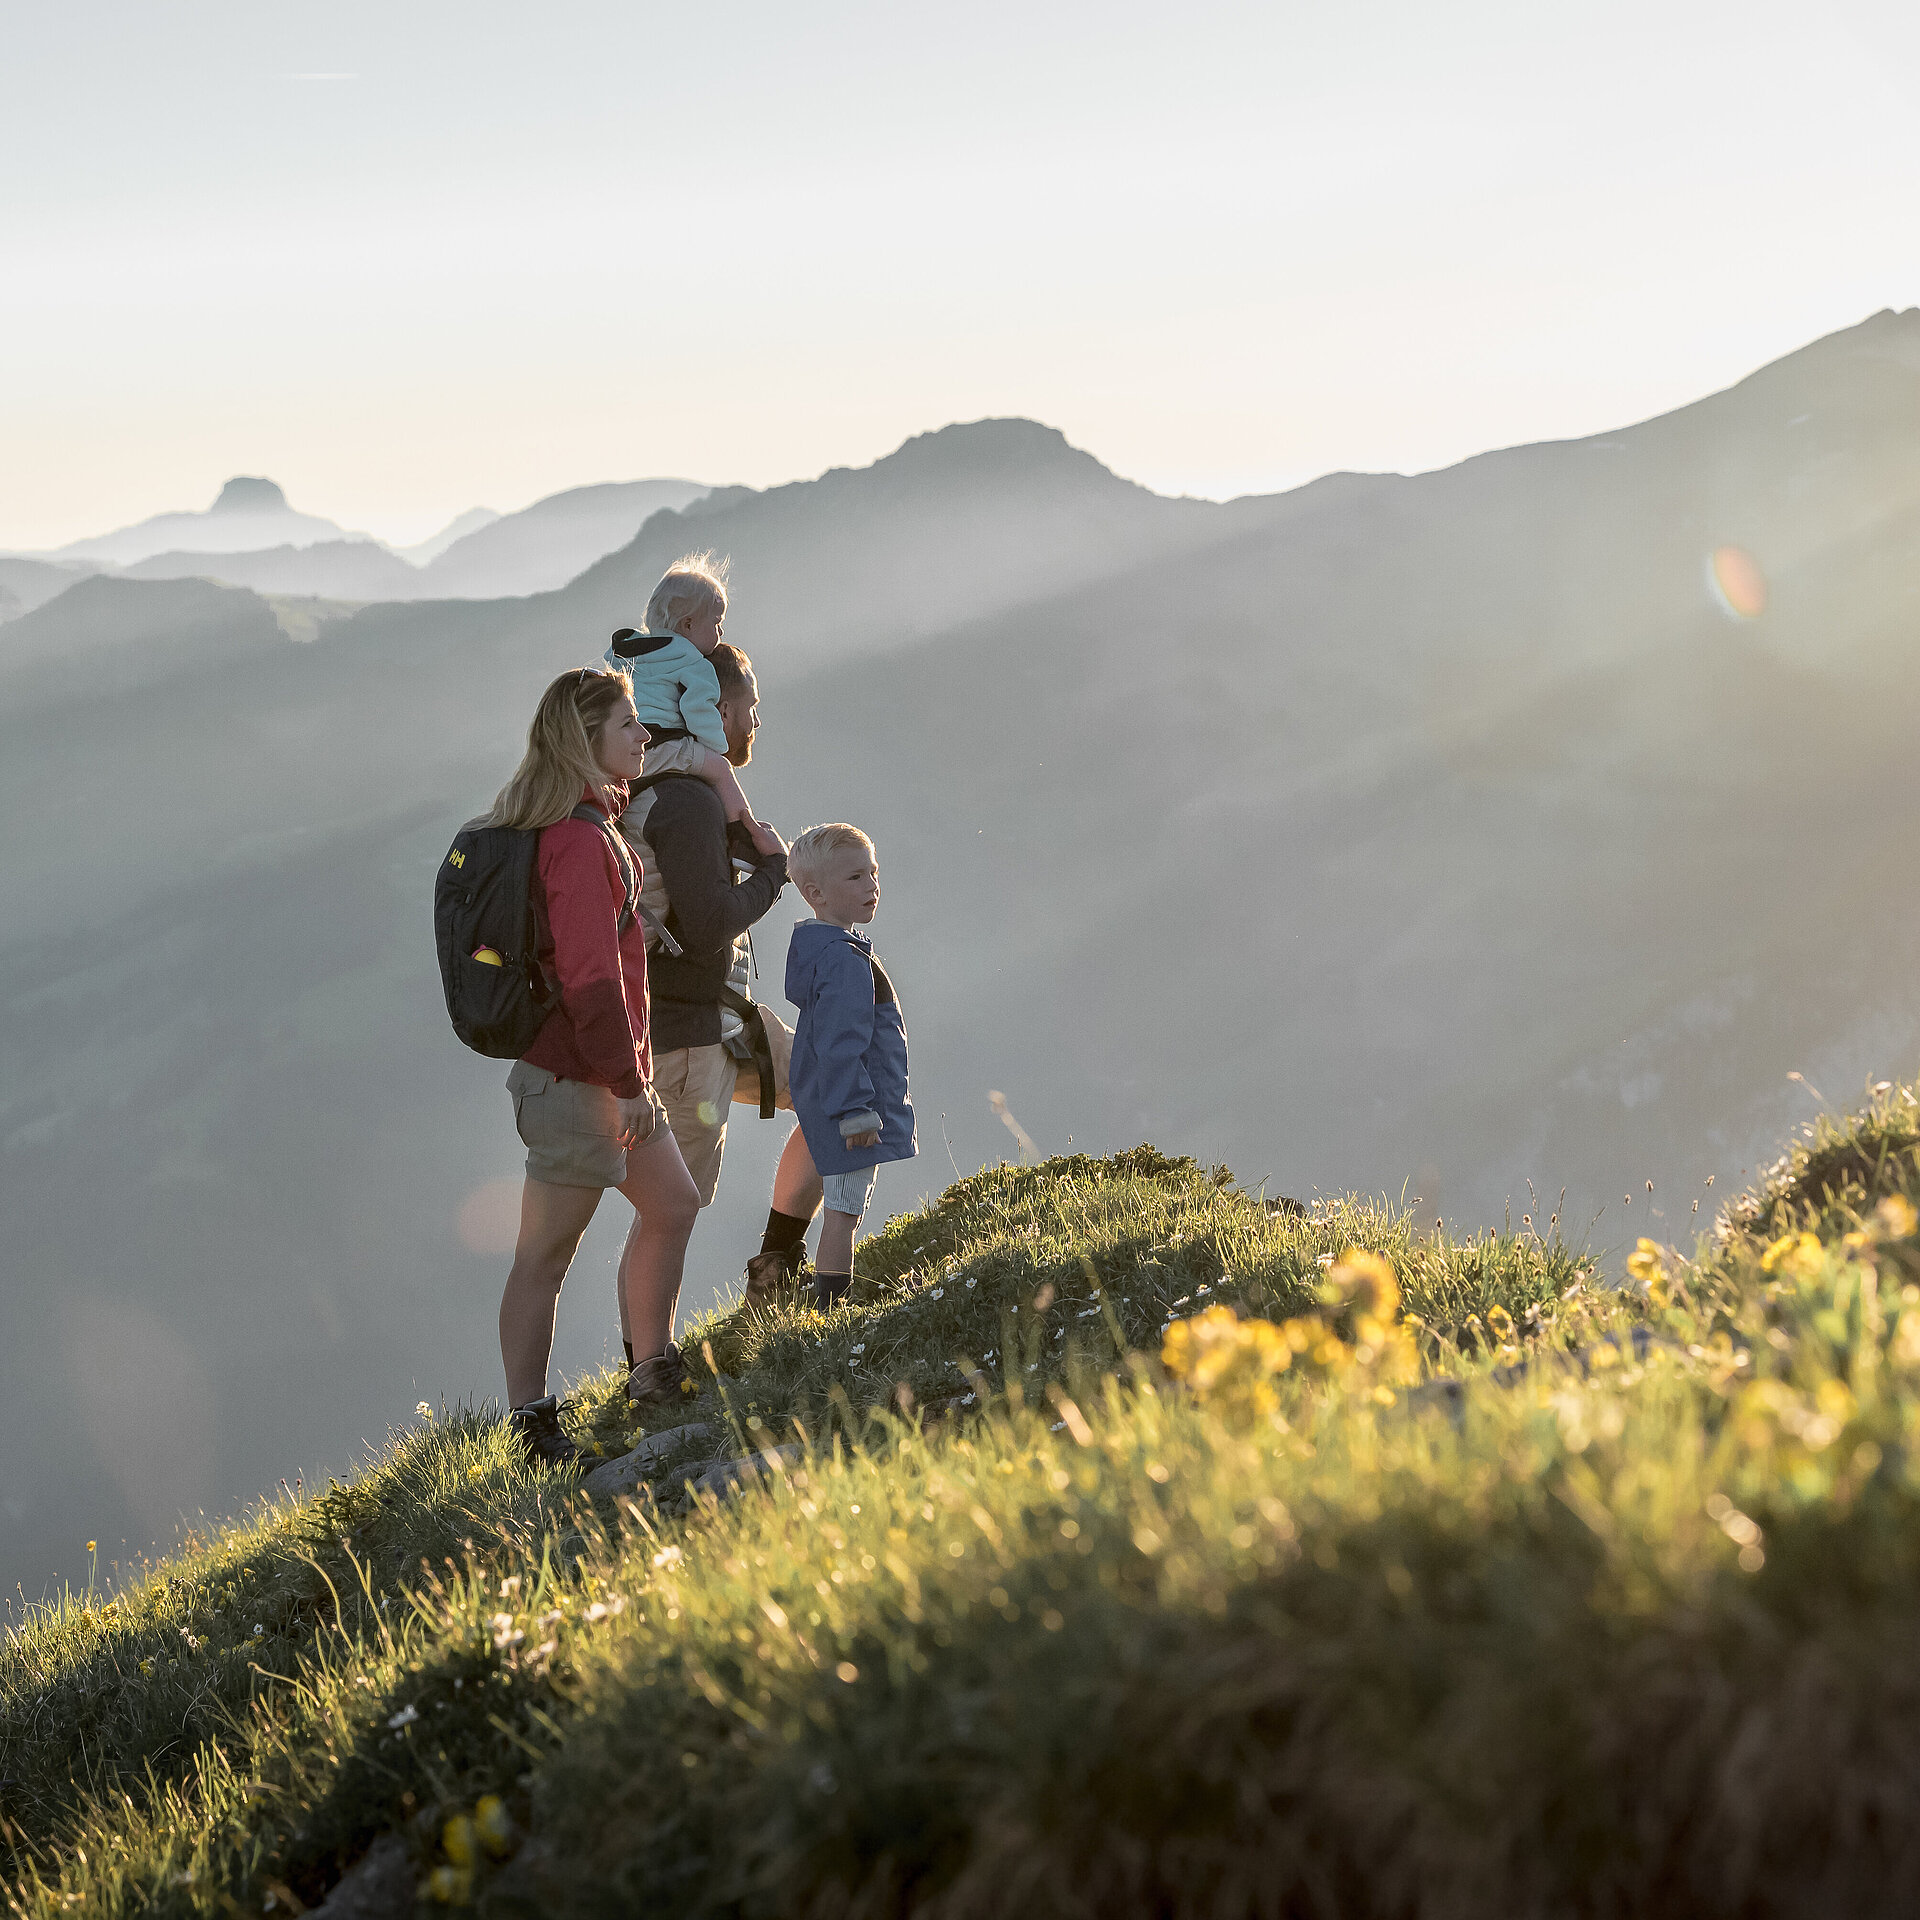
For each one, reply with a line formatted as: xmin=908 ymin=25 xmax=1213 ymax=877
xmin=785 ymin=919 xmax=868 ymax=996
xmin=609 ymin=627 xmax=676 ymax=659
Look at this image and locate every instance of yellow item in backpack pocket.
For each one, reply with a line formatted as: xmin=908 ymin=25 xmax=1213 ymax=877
xmin=471 ymin=946 xmax=505 ymax=967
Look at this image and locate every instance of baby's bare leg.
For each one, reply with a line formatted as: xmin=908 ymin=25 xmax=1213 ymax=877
xmin=695 ymin=748 xmax=782 ymax=856
xmin=692 ymin=746 xmax=752 ymax=820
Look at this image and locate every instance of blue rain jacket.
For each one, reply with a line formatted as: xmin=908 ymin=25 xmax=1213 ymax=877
xmin=785 ymin=920 xmax=917 ymax=1177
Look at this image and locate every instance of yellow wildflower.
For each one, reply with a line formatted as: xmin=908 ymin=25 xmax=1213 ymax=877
xmin=1162 ymin=1306 xmax=1295 ymax=1418
xmin=1625 ymin=1239 xmax=1663 ymax=1286
xmin=1877 ymin=1193 xmax=1918 ymax=1240
xmin=442 ymin=1813 xmax=476 ymax=1868
xmin=1760 ymin=1231 xmax=1823 ymax=1281
xmin=474 ymin=1795 xmax=515 ymax=1858
xmin=1327 ymin=1248 xmax=1399 ymax=1322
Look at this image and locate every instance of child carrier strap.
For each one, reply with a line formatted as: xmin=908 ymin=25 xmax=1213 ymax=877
xmin=718 ymin=984 xmax=778 ymax=1118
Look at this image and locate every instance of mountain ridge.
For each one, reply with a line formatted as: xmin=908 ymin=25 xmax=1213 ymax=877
xmin=4 ymin=309 xmax=1920 ymax=1612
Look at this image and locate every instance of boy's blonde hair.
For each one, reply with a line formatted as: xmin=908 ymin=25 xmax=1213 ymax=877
xmin=646 ymin=550 xmax=729 ymax=636
xmin=788 ymin=823 xmax=874 ymax=891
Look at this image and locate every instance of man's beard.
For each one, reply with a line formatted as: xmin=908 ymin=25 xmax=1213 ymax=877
xmin=727 ymin=732 xmax=754 ymax=768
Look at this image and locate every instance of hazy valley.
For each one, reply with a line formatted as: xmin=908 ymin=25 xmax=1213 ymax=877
xmin=5 ymin=309 xmax=1920 ymax=1602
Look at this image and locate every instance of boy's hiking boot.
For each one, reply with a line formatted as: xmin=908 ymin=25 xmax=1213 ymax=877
xmin=508 ymin=1396 xmax=583 ymax=1472
xmin=627 ymin=1342 xmax=688 ymax=1411
xmin=742 ymin=1249 xmax=807 ymax=1311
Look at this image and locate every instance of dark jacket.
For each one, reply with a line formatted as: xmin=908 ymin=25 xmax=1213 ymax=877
xmin=641 ymin=776 xmax=788 ymax=1052
xmin=523 ymin=785 xmax=650 ymax=1097
xmin=785 ymin=921 xmax=916 ymax=1176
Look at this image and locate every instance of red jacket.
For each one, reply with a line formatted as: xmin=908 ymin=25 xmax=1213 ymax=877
xmin=522 ymin=786 xmax=651 ymax=1097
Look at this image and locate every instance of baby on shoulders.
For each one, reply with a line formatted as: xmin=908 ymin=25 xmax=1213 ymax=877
xmin=603 ymin=552 xmax=779 ymax=855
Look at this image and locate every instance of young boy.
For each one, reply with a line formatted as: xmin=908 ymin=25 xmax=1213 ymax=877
xmin=784 ymin=824 xmax=916 ymax=1306
xmin=604 ymin=551 xmax=779 ymax=855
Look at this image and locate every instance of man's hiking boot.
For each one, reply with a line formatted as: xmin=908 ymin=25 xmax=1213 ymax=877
xmin=627 ymin=1341 xmax=689 ymax=1412
xmin=742 ymin=1249 xmax=807 ymax=1311
xmin=508 ymin=1396 xmax=583 ymax=1472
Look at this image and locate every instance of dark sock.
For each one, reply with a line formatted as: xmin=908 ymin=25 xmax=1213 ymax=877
xmin=622 ymin=1339 xmax=634 ymax=1369
xmin=814 ymin=1271 xmax=852 ymax=1310
xmin=761 ymin=1207 xmax=812 ymax=1267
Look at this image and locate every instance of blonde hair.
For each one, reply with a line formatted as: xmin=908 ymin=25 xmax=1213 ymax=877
xmin=487 ymin=666 xmax=634 ymax=830
xmin=645 ymin=550 xmax=729 ymax=637
xmin=788 ymin=823 xmax=874 ymax=891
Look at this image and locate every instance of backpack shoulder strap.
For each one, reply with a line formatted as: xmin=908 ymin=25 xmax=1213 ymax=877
xmin=567 ymin=804 xmax=651 ymax=941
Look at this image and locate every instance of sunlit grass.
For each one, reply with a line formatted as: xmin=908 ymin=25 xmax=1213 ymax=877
xmin=7 ymin=1125 xmax=1920 ymax=1916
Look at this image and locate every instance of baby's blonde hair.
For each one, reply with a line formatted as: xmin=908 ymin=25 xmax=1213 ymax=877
xmin=788 ymin=823 xmax=874 ymax=891
xmin=646 ymin=550 xmax=729 ymax=636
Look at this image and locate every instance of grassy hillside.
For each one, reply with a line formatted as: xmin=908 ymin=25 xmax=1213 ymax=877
xmin=11 ymin=315 xmax=1920 ymax=1606
xmin=8 ymin=1096 xmax=1920 ymax=1918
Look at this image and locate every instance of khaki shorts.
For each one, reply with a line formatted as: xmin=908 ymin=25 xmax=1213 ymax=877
xmin=506 ymin=1060 xmax=665 ymax=1190
xmin=652 ymin=1009 xmax=794 ymax=1206
xmin=638 ymin=736 xmax=707 ymax=778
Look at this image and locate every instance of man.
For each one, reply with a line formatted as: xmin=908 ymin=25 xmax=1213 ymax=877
xmin=616 ymin=644 xmax=821 ymax=1382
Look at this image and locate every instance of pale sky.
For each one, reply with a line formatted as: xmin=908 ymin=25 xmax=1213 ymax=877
xmin=5 ymin=0 xmax=1918 ymax=549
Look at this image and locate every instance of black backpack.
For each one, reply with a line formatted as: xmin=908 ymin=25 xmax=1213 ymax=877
xmin=434 ymin=804 xmax=640 ymax=1059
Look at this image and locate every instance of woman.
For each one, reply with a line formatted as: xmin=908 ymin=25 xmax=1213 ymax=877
xmin=489 ymin=665 xmax=703 ymax=1468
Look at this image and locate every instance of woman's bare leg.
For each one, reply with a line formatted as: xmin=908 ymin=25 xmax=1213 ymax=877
xmin=616 ymin=1124 xmax=704 ymax=1360
xmin=500 ymin=1178 xmax=602 ymax=1407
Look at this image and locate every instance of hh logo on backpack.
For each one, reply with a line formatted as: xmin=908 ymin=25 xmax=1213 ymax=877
xmin=433 ymin=807 xmax=638 ymax=1059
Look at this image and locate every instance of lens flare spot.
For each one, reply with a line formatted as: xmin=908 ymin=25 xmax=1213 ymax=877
xmin=695 ymin=1100 xmax=720 ymax=1128
xmin=1708 ymin=545 xmax=1767 ymax=620
xmin=457 ymin=1177 xmax=523 ymax=1256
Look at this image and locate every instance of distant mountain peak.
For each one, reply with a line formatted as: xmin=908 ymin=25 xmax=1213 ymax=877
xmin=212 ymin=477 xmax=289 ymax=514
xmin=885 ymin=418 xmax=1083 ymax=473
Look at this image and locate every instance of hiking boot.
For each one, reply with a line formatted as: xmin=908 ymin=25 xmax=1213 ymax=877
xmin=627 ymin=1342 xmax=688 ymax=1412
xmin=742 ymin=1249 xmax=805 ymax=1310
xmin=508 ymin=1396 xmax=583 ymax=1472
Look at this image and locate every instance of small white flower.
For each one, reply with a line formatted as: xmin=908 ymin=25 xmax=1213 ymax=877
xmin=387 ymin=1704 xmax=419 ymax=1730
xmin=929 ymin=1288 xmax=944 ymax=1301
xmin=415 ymin=1401 xmax=433 ymax=1421
xmin=850 ymin=1343 xmax=866 ymax=1356
xmin=252 ymin=1624 xmax=265 ymax=1637
xmin=490 ymin=1613 xmax=525 ymax=1650
xmin=651 ymin=1546 xmax=684 ymax=1570
xmin=966 ymin=1277 xmax=978 ymax=1289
